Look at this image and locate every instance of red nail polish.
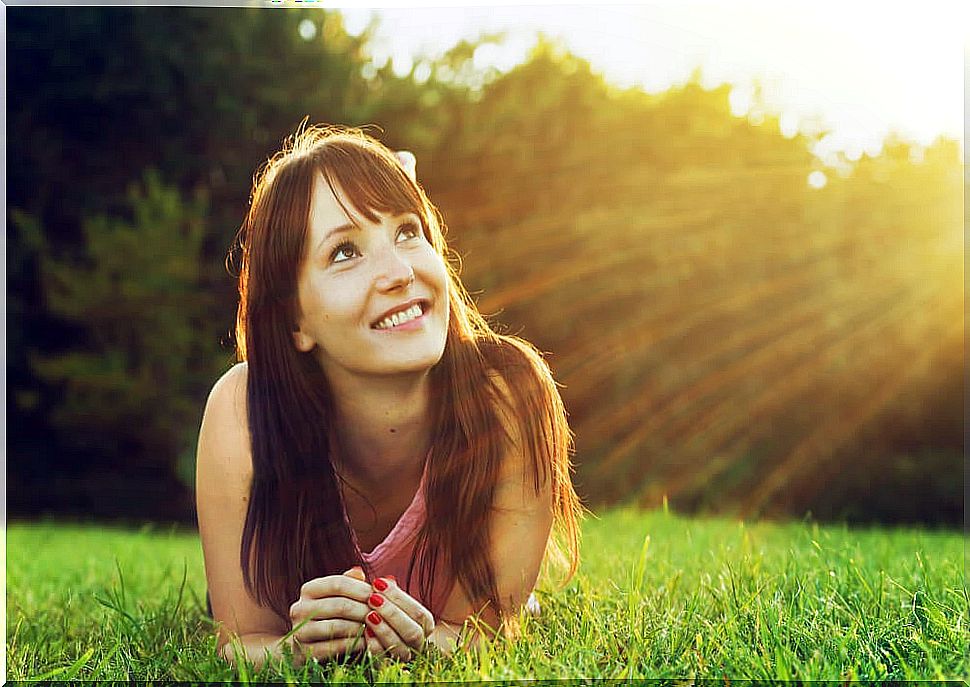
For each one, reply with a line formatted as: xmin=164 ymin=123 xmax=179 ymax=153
xmin=369 ymin=593 xmax=384 ymax=607
xmin=373 ymin=578 xmax=388 ymax=591
xmin=367 ymin=611 xmax=382 ymax=625
xmin=365 ymin=626 xmax=376 ymax=638
xmin=386 ymin=575 xmax=397 ymax=582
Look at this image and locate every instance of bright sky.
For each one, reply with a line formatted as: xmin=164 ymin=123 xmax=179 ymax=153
xmin=337 ymin=1 xmax=967 ymax=163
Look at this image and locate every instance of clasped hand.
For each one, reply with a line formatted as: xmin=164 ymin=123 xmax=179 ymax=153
xmin=288 ymin=566 xmax=436 ymax=664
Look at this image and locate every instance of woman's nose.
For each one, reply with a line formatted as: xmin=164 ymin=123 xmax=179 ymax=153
xmin=373 ymin=246 xmax=414 ymax=292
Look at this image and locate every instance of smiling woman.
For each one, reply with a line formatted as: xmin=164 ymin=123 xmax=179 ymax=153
xmin=195 ymin=124 xmax=584 ymax=669
xmin=293 ymin=177 xmax=450 ymax=381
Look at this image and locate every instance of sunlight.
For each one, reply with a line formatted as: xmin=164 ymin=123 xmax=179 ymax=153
xmin=780 ymin=112 xmax=799 ymax=139
xmin=298 ymin=18 xmax=317 ymax=42
xmin=807 ymin=171 xmax=827 ymax=189
xmin=472 ymin=41 xmax=524 ymax=74
xmin=413 ymin=61 xmax=432 ymax=85
xmin=341 ymin=2 xmax=966 ymax=158
xmin=391 ymin=52 xmax=413 ymax=79
xmin=844 ymin=144 xmax=863 ymax=162
xmin=728 ymin=84 xmax=753 ymax=116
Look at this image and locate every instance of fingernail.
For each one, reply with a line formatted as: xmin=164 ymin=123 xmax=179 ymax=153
xmin=373 ymin=578 xmax=388 ymax=591
xmin=387 ymin=575 xmax=397 ymax=582
xmin=365 ymin=626 xmax=376 ymax=638
xmin=369 ymin=593 xmax=384 ymax=607
xmin=367 ymin=611 xmax=382 ymax=625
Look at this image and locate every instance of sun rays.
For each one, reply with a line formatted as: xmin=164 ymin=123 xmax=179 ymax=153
xmin=436 ymin=125 xmax=962 ymax=516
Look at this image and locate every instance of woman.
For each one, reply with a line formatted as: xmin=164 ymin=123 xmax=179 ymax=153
xmin=196 ymin=125 xmax=583 ymax=668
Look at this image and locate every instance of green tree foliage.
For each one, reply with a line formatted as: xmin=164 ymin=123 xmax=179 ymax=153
xmin=8 ymin=7 xmax=378 ymax=518
xmin=15 ymin=172 xmax=227 ymax=502
xmin=8 ymin=7 xmax=375 ymax=222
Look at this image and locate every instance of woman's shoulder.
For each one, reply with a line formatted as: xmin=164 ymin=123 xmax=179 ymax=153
xmin=480 ymin=336 xmax=563 ymax=437
xmin=481 ymin=336 xmax=556 ymax=398
xmin=198 ymin=361 xmax=252 ymax=475
xmin=207 ymin=361 xmax=248 ymax=410
xmin=213 ymin=360 xmax=248 ymax=391
xmin=480 ymin=338 xmax=565 ymax=490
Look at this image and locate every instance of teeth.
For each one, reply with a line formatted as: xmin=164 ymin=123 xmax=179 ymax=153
xmin=375 ymin=304 xmax=424 ymax=329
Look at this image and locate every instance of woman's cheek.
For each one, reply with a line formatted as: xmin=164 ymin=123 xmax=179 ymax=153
xmin=430 ymin=251 xmax=450 ymax=286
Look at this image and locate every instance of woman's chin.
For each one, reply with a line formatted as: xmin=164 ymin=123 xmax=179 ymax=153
xmin=349 ymin=344 xmax=444 ymax=377
xmin=367 ymin=331 xmax=447 ymax=374
xmin=381 ymin=352 xmax=445 ymax=376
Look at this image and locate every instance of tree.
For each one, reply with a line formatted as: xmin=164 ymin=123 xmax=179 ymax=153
xmin=14 ymin=171 xmax=227 ymax=518
xmin=7 ymin=7 xmax=383 ymax=519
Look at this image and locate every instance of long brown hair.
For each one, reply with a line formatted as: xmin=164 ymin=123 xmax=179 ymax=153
xmin=233 ymin=124 xmax=583 ymax=631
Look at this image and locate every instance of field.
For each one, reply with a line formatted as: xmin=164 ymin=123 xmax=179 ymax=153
xmin=7 ymin=507 xmax=967 ymax=682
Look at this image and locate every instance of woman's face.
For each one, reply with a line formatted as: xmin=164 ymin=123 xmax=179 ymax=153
xmin=293 ymin=173 xmax=450 ymax=382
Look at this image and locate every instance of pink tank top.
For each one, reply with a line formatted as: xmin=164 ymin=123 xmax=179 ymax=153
xmin=349 ymin=457 xmax=541 ymax=622
xmin=350 ymin=459 xmax=456 ymax=620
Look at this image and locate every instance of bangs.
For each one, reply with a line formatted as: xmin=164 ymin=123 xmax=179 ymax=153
xmin=314 ymin=141 xmax=428 ymax=234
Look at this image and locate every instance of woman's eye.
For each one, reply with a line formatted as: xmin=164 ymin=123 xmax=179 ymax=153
xmin=330 ymin=241 xmax=360 ymax=264
xmin=397 ymin=222 xmax=421 ymax=242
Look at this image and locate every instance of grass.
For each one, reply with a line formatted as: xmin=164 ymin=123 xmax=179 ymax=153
xmin=7 ymin=506 xmax=968 ymax=682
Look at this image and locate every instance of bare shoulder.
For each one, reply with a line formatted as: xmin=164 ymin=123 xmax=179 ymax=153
xmin=208 ymin=361 xmax=249 ymax=417
xmin=485 ymin=367 xmax=521 ymax=442
xmin=485 ymin=366 xmax=546 ymax=493
xmin=484 ymin=338 xmax=555 ymax=400
xmin=196 ymin=361 xmax=253 ymax=523
xmin=483 ymin=339 xmax=565 ymax=495
xmin=197 ymin=361 xmax=286 ymax=638
xmin=200 ymin=362 xmax=250 ymax=469
xmin=484 ymin=344 xmax=551 ymax=439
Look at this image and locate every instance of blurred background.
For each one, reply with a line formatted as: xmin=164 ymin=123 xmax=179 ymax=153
xmin=7 ymin=4 xmax=965 ymax=527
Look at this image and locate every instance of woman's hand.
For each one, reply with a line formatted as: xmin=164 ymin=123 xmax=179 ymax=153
xmin=363 ymin=576 xmax=436 ymax=663
xmin=287 ymin=566 xmax=373 ymax=664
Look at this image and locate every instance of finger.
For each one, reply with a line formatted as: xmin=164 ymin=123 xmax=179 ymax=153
xmin=372 ymin=577 xmax=436 ymax=637
xmin=343 ymin=566 xmax=367 ymax=582
xmin=364 ymin=628 xmax=384 ymax=662
xmin=294 ymin=575 xmax=372 ymax=607
xmin=300 ymin=574 xmax=373 ymax=601
xmin=365 ymin=637 xmax=396 ymax=670
xmin=302 ymin=634 xmax=369 ymax=662
xmin=293 ymin=618 xmax=367 ymax=644
xmin=367 ymin=591 xmax=426 ymax=651
xmin=297 ymin=595 xmax=371 ymax=623
xmin=365 ymin=608 xmax=414 ymax=662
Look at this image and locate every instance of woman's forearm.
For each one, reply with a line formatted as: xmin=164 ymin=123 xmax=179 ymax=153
xmin=428 ymin=619 xmax=495 ymax=655
xmin=219 ymin=632 xmax=300 ymax=669
xmin=427 ymin=620 xmax=464 ymax=655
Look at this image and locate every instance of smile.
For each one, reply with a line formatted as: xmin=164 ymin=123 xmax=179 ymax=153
xmin=371 ymin=301 xmax=428 ymax=330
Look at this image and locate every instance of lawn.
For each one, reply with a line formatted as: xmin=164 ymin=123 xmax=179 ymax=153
xmin=7 ymin=506 xmax=967 ymax=681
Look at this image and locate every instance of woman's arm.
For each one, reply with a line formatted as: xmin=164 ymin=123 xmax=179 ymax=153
xmin=218 ymin=632 xmax=301 ymax=668
xmin=198 ymin=363 xmax=374 ymax=669
xmin=429 ymin=371 xmax=556 ymax=653
xmin=197 ymin=363 xmax=299 ymax=669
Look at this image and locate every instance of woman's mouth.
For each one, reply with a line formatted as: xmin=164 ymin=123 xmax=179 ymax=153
xmin=371 ymin=301 xmax=428 ymax=330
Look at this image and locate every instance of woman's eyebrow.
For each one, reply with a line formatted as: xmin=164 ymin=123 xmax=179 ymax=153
xmin=317 ymin=222 xmax=357 ymax=253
